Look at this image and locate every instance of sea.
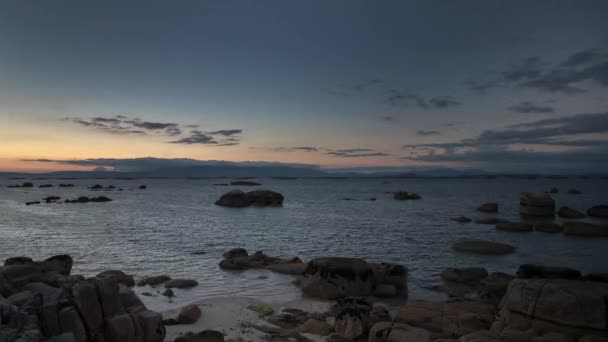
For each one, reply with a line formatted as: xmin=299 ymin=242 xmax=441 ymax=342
xmin=1 ymin=177 xmax=607 ymax=311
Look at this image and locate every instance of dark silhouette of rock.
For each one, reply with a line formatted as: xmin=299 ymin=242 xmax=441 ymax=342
xmin=215 ymin=190 xmax=284 ymax=207
xmin=65 ymin=196 xmax=112 ymax=203
xmin=44 ymin=196 xmax=61 ymax=203
xmin=478 ymin=202 xmax=498 ymax=213
xmin=520 ymin=192 xmax=555 ymax=217
xmin=139 ymin=185 xmax=147 ymax=189
xmin=165 ymin=279 xmax=198 ymax=288
xmin=90 ymin=184 xmax=104 ymax=190
xmin=39 ymin=184 xmax=53 ymax=188
xmin=563 ymin=222 xmax=608 ymax=237
xmin=96 ymin=270 xmax=135 ymax=287
xmin=393 ymin=191 xmax=421 ymax=200
xmin=230 ymin=180 xmax=260 ymax=186
xmin=219 ymin=249 xmax=305 ymax=275
xmin=516 ymin=264 xmax=581 ymax=280
xmin=26 ymin=201 xmax=41 ymax=205
xmin=8 ymin=182 xmax=34 ymax=188
xmin=452 ymin=239 xmax=515 ymax=255
xmin=174 ymin=330 xmax=225 ymax=342
xmin=137 ymin=275 xmax=171 ymax=286
xmin=59 ymin=183 xmax=75 ymax=187
xmin=548 ymin=187 xmax=559 ymax=194
xmin=587 ymin=205 xmax=608 ymax=218
xmin=558 ymin=206 xmax=585 ymax=218
xmin=496 ymin=221 xmax=533 ymax=232
xmin=451 ymin=216 xmax=472 ymax=223
xmin=178 ymin=304 xmax=202 ymax=324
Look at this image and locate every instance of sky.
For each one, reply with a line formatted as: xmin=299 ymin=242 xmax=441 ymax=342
xmin=1 ymin=0 xmax=608 ymax=173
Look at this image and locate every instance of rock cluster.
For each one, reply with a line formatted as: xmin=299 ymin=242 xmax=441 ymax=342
xmin=7 ymin=182 xmax=34 ymax=188
xmin=218 ymin=249 xmax=305 ymax=275
xmin=215 ymin=190 xmax=284 ymax=207
xmin=64 ymin=196 xmax=112 ymax=204
xmin=298 ymin=257 xmax=407 ymax=299
xmin=0 ymin=255 xmax=165 ymax=342
xmin=519 ymin=192 xmax=555 ymax=217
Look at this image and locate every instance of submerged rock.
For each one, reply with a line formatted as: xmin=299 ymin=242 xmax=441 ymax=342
xmin=478 ymin=202 xmax=498 ymax=213
xmin=393 ymin=191 xmax=422 ymax=200
xmin=165 ymin=278 xmax=198 ymax=288
xmin=520 ymin=192 xmax=555 ymax=217
xmin=452 ymin=239 xmax=515 ymax=255
xmin=219 ymin=249 xmax=305 ymax=274
xmin=64 ymin=196 xmax=112 ymax=203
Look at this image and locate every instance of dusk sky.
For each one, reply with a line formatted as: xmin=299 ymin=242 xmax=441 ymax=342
xmin=1 ymin=1 xmax=608 ymax=173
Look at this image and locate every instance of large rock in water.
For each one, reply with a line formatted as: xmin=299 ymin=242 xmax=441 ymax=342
xmin=215 ymin=190 xmax=284 ymax=207
xmin=0 ymin=255 xmax=165 ymax=342
xmin=298 ymin=257 xmax=407 ymax=299
xmin=558 ymin=206 xmax=585 ymax=219
xmin=218 ymin=249 xmax=305 ymax=274
xmin=478 ymin=202 xmax=498 ymax=213
xmin=588 ymin=205 xmax=608 ymax=218
xmin=520 ymin=192 xmax=555 ymax=217
xmin=496 ymin=278 xmax=608 ymax=338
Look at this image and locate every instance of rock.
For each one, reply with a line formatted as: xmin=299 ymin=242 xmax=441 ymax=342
xmin=333 ymin=298 xmax=372 ymax=339
xmin=165 ymin=279 xmax=198 ymax=288
xmin=230 ymin=180 xmax=260 ymax=186
xmin=452 ymin=239 xmax=515 ymax=255
xmin=96 ymin=270 xmax=135 ymax=287
xmin=26 ymin=201 xmax=41 ymax=205
xmin=4 ymin=257 xmax=33 ymax=266
xmin=587 ymin=206 xmax=608 ymax=218
xmin=174 ymin=330 xmax=225 ymax=342
xmin=223 ymin=248 xmax=248 ymax=259
xmin=43 ymin=255 xmax=73 ymax=276
xmin=90 ymin=184 xmax=104 ymax=189
xmin=40 ymin=184 xmax=54 ymax=188
xmin=479 ymin=272 xmax=516 ymax=305
xmin=247 ymin=303 xmax=274 ymax=315
xmin=558 ymin=207 xmax=586 ymax=219
xmin=452 ymin=216 xmax=473 ymax=223
xmin=162 ymin=288 xmax=174 ymax=298
xmin=579 ymin=336 xmax=608 ymax=342
xmin=496 ymin=222 xmax=533 ymax=232
xmin=474 ymin=218 xmax=510 ymax=225
xmin=64 ymin=196 xmax=112 ymax=203
xmin=8 ymin=182 xmax=34 ymax=188
xmin=442 ymin=268 xmax=489 ymax=284
xmin=458 ymin=330 xmax=501 ymax=342
xmin=43 ymin=196 xmax=61 ymax=203
xmin=297 ymin=318 xmax=331 ymax=336
xmin=136 ymin=275 xmax=171 ymax=286
xmin=520 ymin=192 xmax=555 ymax=217
xmin=516 ymin=264 xmax=581 ymax=280
xmin=534 ymin=222 xmax=563 ymax=233
xmin=215 ymin=190 xmax=284 ymax=207
xmin=58 ymin=184 xmax=74 ymax=187
xmin=393 ymin=191 xmax=422 ymax=200
xmin=299 ymin=257 xmax=407 ymax=299
xmin=178 ymin=304 xmax=202 ymax=324
xmin=563 ymin=222 xmax=608 ymax=237
xmin=568 ymin=189 xmax=582 ymax=195
xmin=219 ymin=249 xmax=304 ymax=274
xmin=369 ymin=305 xmax=391 ymax=325
xmin=138 ymin=185 xmax=147 ymax=189
xmin=266 ymin=262 xmax=307 ymax=275
xmin=582 ymin=273 xmax=608 ymax=283
xmin=478 ymin=203 xmax=498 ymax=213
xmin=373 ymin=284 xmax=398 ymax=297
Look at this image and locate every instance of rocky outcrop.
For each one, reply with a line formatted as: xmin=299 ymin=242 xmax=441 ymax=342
xmin=520 ymin=192 xmax=555 ymax=217
xmin=496 ymin=278 xmax=608 ymax=338
xmin=558 ymin=207 xmax=585 ymax=219
xmin=298 ymin=257 xmax=407 ymax=299
xmin=230 ymin=180 xmax=261 ymax=186
xmin=0 ymin=255 xmax=165 ymax=342
xmin=478 ymin=203 xmax=498 ymax=213
xmin=451 ymin=239 xmax=515 ymax=255
xmin=587 ymin=206 xmax=608 ymax=218
xmin=215 ymin=190 xmax=284 ymax=207
xmin=393 ymin=192 xmax=422 ymax=200
xmin=563 ymin=222 xmax=608 ymax=237
xmin=218 ymin=249 xmax=305 ymax=274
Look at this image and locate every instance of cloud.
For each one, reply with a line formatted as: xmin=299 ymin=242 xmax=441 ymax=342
xmin=325 ymin=148 xmax=391 ymax=158
xmin=401 ymin=112 xmax=608 ymax=172
xmin=416 ymin=130 xmax=440 ymax=136
xmin=507 ymin=101 xmax=554 ymax=114
xmin=22 ymin=157 xmax=320 ymax=172
xmin=354 ymin=79 xmax=384 ymax=91
xmin=560 ymin=48 xmax=607 ymax=67
xmin=268 ymin=146 xmax=320 ymax=152
xmin=501 ymin=57 xmax=545 ymax=82
xmin=385 ymin=90 xmax=460 ymax=109
xmin=65 ymin=115 xmax=242 ymax=146
xmin=464 ymin=80 xmax=499 ymax=94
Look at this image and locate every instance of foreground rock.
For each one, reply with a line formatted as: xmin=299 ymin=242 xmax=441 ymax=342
xmin=520 ymin=192 xmax=555 ymax=217
xmin=587 ymin=205 xmax=608 ymax=218
xmin=298 ymin=257 xmax=407 ymax=299
xmin=0 ymin=255 xmax=165 ymax=341
xmin=558 ymin=206 xmax=585 ymax=219
xmin=215 ymin=190 xmax=284 ymax=207
xmin=563 ymin=222 xmax=608 ymax=237
xmin=177 ymin=304 xmax=202 ymax=324
xmin=219 ymin=249 xmax=305 ymax=275
xmin=478 ymin=202 xmax=498 ymax=213
xmin=452 ymin=239 xmax=515 ymax=255
xmin=439 ymin=268 xmax=514 ymax=305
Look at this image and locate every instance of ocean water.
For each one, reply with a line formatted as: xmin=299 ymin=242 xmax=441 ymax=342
xmin=1 ymin=177 xmax=607 ymax=311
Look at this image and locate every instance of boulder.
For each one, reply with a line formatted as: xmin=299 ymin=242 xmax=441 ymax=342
xmin=451 ymin=239 xmax=515 ymax=255
xmin=587 ymin=206 xmax=608 ymax=218
xmin=498 ymin=278 xmax=608 ymax=337
xmin=136 ymin=275 xmax=171 ymax=286
xmin=496 ymin=222 xmax=533 ymax=232
xmin=299 ymin=258 xmax=407 ymax=299
xmin=534 ymin=222 xmax=563 ymax=233
xmin=223 ymin=248 xmax=248 ymax=259
xmin=516 ymin=264 xmax=582 ymax=280
xmin=175 ymin=330 xmax=225 ymax=342
xmin=165 ymin=279 xmax=198 ymax=288
xmin=478 ymin=203 xmax=498 ymax=213
xmin=215 ymin=190 xmax=284 ymax=207
xmin=563 ymin=222 xmax=608 ymax=237
xmin=96 ymin=270 xmax=135 ymax=287
xmin=520 ymin=192 xmax=555 ymax=217
xmin=558 ymin=207 xmax=585 ymax=219
xmin=178 ymin=304 xmax=202 ymax=324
